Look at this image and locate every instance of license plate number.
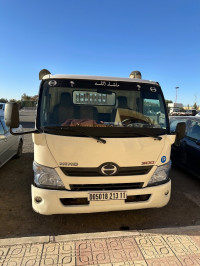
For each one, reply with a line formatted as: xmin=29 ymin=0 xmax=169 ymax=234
xmin=88 ymin=192 xmax=127 ymax=201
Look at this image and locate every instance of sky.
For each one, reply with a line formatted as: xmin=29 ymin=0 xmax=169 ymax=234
xmin=0 ymin=0 xmax=199 ymax=106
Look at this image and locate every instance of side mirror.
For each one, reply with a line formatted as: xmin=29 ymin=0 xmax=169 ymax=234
xmin=4 ymin=102 xmax=19 ymax=128
xmin=174 ymin=122 xmax=186 ymax=146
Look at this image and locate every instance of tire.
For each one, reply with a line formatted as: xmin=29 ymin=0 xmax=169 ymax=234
xmin=14 ymin=140 xmax=23 ymax=159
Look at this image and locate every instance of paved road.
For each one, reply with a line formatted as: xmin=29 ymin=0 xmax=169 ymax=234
xmin=0 ymin=110 xmax=199 ymax=239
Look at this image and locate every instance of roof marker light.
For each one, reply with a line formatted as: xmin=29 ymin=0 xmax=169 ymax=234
xmin=129 ymin=71 xmax=142 ymax=79
xmin=39 ymin=69 xmax=51 ymax=80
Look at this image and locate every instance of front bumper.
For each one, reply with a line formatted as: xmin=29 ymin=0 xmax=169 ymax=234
xmin=31 ymin=180 xmax=171 ymax=215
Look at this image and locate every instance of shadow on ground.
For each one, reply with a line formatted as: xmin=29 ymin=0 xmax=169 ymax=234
xmin=0 ymin=154 xmax=200 ymax=239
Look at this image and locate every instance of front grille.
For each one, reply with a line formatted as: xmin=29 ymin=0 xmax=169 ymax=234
xmin=61 ymin=166 xmax=152 ymax=177
xmin=69 ymin=183 xmax=143 ymax=191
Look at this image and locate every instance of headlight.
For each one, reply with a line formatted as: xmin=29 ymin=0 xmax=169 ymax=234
xmin=147 ymin=161 xmax=171 ymax=186
xmin=33 ymin=161 xmax=65 ymax=189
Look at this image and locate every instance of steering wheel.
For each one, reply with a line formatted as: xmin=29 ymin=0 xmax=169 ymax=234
xmin=121 ymin=116 xmax=153 ymax=127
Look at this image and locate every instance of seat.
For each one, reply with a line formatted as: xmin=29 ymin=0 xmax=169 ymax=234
xmin=53 ymin=92 xmax=74 ymax=124
xmin=117 ymin=96 xmax=129 ymax=109
xmin=78 ymin=106 xmax=98 ymax=121
xmin=111 ymin=96 xmax=129 ymax=121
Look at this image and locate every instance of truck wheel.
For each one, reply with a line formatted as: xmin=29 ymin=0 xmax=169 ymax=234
xmin=14 ymin=140 xmax=23 ymax=158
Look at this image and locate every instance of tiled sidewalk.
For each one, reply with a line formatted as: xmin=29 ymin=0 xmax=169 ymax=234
xmin=0 ymin=227 xmax=200 ymax=265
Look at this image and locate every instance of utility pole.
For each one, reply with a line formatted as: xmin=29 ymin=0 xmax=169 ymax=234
xmin=175 ymin=86 xmax=179 ymax=103
xmin=194 ymin=94 xmax=197 ymax=109
xmin=194 ymin=94 xmax=197 ymax=104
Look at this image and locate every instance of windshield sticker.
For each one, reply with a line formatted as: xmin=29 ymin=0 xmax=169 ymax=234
xmin=48 ymin=80 xmax=57 ymax=86
xmin=95 ymin=81 xmax=120 ymax=87
xmin=150 ymin=87 xmax=157 ymax=92
xmin=161 ymin=156 xmax=166 ymax=163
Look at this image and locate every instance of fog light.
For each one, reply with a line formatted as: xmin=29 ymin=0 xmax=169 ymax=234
xmin=164 ymin=190 xmax=169 ymax=196
xmin=35 ymin=196 xmax=42 ymax=203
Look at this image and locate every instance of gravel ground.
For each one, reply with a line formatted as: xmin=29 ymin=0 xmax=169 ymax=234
xmin=0 ymin=110 xmax=199 ymax=239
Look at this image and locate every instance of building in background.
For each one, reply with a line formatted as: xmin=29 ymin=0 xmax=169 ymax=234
xmin=168 ymin=103 xmax=183 ymax=114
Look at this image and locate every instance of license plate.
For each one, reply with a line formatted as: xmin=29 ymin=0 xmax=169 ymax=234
xmin=88 ymin=191 xmax=127 ymax=201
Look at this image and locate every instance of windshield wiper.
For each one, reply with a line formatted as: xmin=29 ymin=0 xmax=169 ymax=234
xmin=43 ymin=126 xmax=106 ymax=144
xmin=124 ymin=131 xmax=162 ymax=140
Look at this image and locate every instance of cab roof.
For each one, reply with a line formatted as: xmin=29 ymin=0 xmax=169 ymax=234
xmin=42 ymin=74 xmax=159 ymax=86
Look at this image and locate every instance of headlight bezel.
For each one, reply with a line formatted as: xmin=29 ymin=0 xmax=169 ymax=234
xmin=147 ymin=161 xmax=172 ymax=187
xmin=33 ymin=161 xmax=65 ymax=190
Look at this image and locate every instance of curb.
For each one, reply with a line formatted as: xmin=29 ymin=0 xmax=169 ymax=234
xmin=0 ymin=225 xmax=200 ymax=246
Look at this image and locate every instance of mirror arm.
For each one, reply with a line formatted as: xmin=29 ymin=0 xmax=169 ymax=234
xmin=196 ymin=140 xmax=200 ymax=146
xmin=10 ymin=128 xmax=40 ymax=135
xmin=174 ymin=139 xmax=181 ymax=147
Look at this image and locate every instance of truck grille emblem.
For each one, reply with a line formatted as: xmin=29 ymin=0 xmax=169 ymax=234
xmin=100 ymin=163 xmax=118 ymax=176
xmin=48 ymin=80 xmax=57 ymax=86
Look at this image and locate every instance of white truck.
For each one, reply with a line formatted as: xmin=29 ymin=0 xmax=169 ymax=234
xmin=5 ymin=69 xmax=185 ymax=215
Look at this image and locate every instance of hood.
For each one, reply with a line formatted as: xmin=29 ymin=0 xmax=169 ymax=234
xmin=42 ymin=134 xmax=175 ymax=168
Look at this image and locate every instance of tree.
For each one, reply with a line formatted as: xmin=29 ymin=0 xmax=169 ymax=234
xmin=193 ymin=102 xmax=198 ymax=110
xmin=165 ymin=100 xmax=173 ymax=103
xmin=21 ymin=93 xmax=38 ymax=108
xmin=165 ymin=100 xmax=173 ymax=106
xmin=0 ymin=98 xmax=8 ymax=103
xmin=21 ymin=93 xmax=38 ymax=101
xmin=32 ymin=95 xmax=38 ymax=101
xmin=10 ymin=99 xmax=18 ymax=102
xmin=21 ymin=93 xmax=31 ymax=101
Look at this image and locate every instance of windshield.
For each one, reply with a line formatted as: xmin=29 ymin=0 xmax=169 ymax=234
xmin=37 ymin=79 xmax=169 ymax=137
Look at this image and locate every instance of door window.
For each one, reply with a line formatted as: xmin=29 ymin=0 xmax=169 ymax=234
xmin=186 ymin=121 xmax=200 ymax=140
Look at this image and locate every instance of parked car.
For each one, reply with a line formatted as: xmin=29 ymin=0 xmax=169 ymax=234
xmin=183 ymin=109 xmax=197 ymax=116
xmin=170 ymin=109 xmax=197 ymax=116
xmin=170 ymin=116 xmax=200 ymax=178
xmin=0 ymin=116 xmax=23 ymax=168
xmin=196 ymin=112 xmax=200 ymax=116
xmin=0 ymin=103 xmax=5 ymax=116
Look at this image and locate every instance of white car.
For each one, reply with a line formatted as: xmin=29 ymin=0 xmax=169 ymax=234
xmin=0 ymin=103 xmax=5 ymax=116
xmin=196 ymin=112 xmax=200 ymax=116
xmin=0 ymin=116 xmax=23 ymax=167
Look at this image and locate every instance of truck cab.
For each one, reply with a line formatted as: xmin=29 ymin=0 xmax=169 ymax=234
xmin=5 ymin=70 xmax=183 ymax=215
xmin=28 ymin=70 xmax=176 ymax=215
